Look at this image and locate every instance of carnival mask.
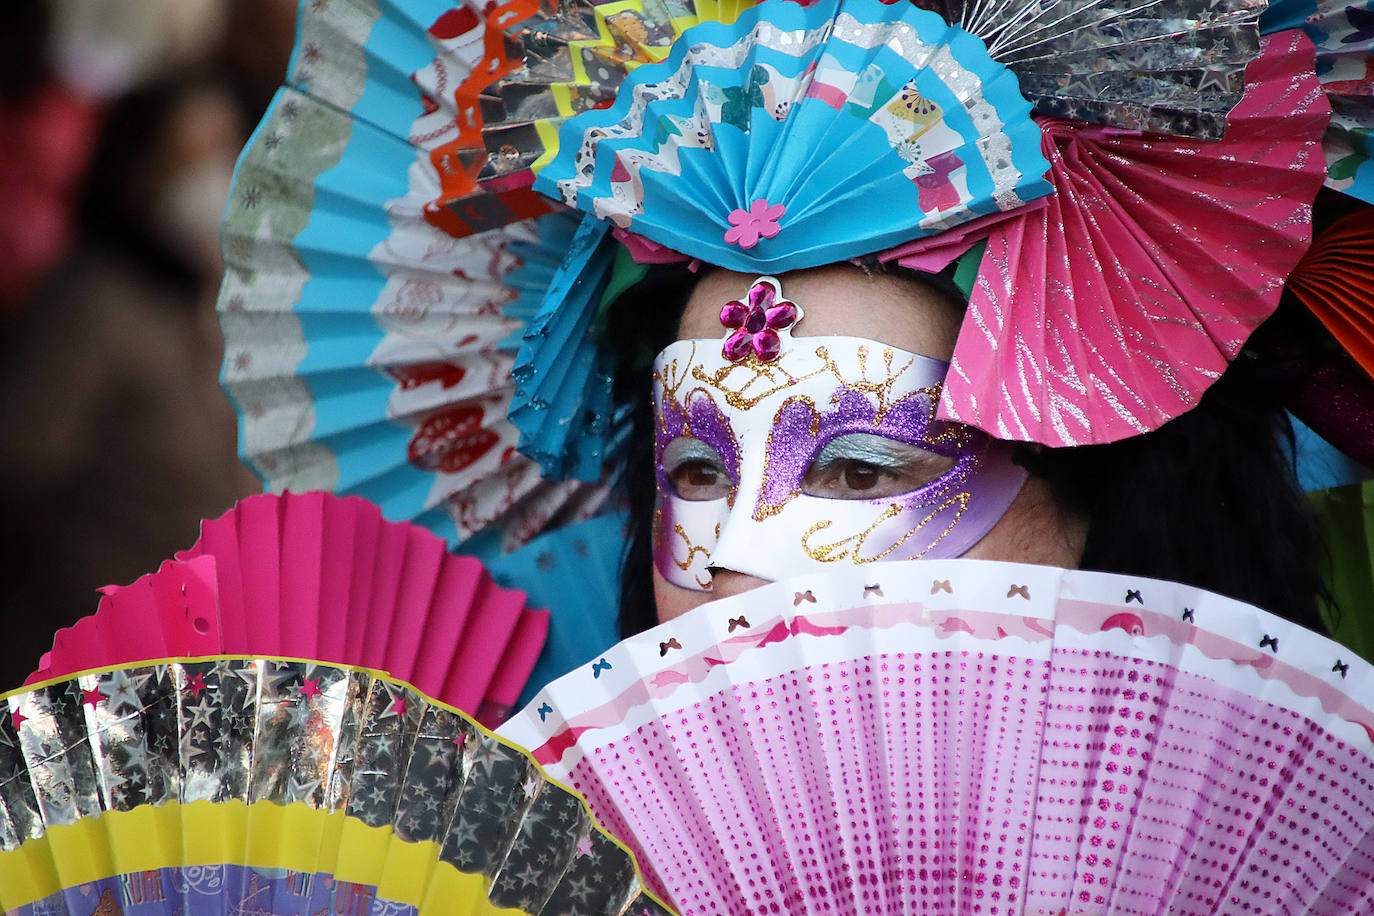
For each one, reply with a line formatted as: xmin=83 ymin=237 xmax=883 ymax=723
xmin=652 ymin=276 xmax=1027 ymax=589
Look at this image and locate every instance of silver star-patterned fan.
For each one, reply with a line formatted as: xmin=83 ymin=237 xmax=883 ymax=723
xmin=914 ymin=0 xmax=1266 ymax=137
xmin=0 ymin=659 xmax=676 ymax=916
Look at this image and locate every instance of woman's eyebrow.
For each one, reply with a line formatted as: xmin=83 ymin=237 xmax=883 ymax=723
xmin=813 ymin=435 xmax=924 ymax=467
xmin=662 ymin=437 xmax=724 ymax=462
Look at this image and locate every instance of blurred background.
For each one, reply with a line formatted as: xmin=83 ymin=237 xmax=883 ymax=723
xmin=0 ymin=0 xmax=300 ymax=684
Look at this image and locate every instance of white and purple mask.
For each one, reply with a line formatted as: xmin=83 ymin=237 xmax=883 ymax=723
xmin=652 ymin=276 xmax=1027 ymax=590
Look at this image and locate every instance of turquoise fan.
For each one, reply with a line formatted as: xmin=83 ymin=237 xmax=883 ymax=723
xmin=216 ymin=0 xmax=631 ymax=692
xmin=507 ymin=212 xmax=623 ymax=482
xmin=535 ymin=0 xmax=1053 ymax=273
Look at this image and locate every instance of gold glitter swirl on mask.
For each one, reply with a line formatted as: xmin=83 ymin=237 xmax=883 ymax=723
xmin=815 ymin=344 xmax=973 ymax=446
xmin=691 ymin=350 xmax=828 ymax=411
xmin=671 ymin=523 xmax=713 ymax=589
xmin=818 ymin=344 xmax=915 ymax=424
xmin=800 ymin=492 xmax=970 ymax=563
xmin=655 ymin=508 xmax=717 ymax=589
xmin=652 ymin=343 xmax=698 ymax=436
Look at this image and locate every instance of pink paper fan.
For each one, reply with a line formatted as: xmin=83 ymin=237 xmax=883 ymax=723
xmin=503 ymin=558 xmax=1374 ymax=914
xmin=30 ymin=555 xmax=222 ymax=680
xmin=891 ymin=32 xmax=1332 ymax=446
xmin=29 ymin=492 xmax=547 ymax=725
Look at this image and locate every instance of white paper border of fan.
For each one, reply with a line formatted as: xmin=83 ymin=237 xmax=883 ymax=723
xmin=501 ymin=558 xmax=1374 ymax=772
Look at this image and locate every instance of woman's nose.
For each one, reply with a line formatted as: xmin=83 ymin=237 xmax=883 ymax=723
xmin=708 ymin=569 xmax=770 ymax=598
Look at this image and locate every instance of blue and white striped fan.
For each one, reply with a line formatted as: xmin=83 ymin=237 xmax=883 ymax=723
xmin=218 ymin=0 xmax=606 ymax=554
xmin=535 ymin=0 xmax=1053 ymax=273
xmin=217 ymin=0 xmax=632 ymax=693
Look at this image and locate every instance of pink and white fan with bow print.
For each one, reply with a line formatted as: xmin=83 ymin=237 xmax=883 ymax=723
xmin=502 ymin=559 xmax=1374 ymax=915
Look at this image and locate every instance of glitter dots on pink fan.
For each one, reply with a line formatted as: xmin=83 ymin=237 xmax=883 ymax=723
xmin=1023 ymin=647 xmax=1374 ymax=914
xmin=563 ymin=648 xmax=1049 ymax=915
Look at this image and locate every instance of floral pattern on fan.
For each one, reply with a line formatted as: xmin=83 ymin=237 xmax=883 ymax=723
xmin=535 ymin=0 xmax=1052 ymax=273
xmin=502 ymin=558 xmax=1374 ymax=914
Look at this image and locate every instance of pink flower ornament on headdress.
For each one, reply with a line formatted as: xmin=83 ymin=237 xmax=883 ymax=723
xmin=724 ymin=199 xmax=785 ymax=250
xmin=720 ymin=276 xmax=801 ymax=361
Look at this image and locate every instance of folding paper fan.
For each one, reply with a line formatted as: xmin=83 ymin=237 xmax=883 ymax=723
xmin=503 ymin=558 xmax=1374 ymax=914
xmin=0 ymin=658 xmax=675 ymax=916
xmin=27 ymin=557 xmax=223 ymax=685
xmin=921 ymin=0 xmax=1268 ymax=140
xmin=536 ymin=0 xmax=1054 ymax=273
xmin=28 ymin=492 xmax=547 ymax=726
xmin=1264 ymin=0 xmax=1374 ymax=203
xmin=485 ymin=512 xmax=632 ymax=711
xmin=218 ymin=0 xmax=610 ymax=550
xmin=887 ymin=32 xmax=1331 ymax=446
xmin=508 ymin=212 xmax=625 ymax=480
xmin=501 ymin=0 xmax=1284 ymax=474
xmin=989 ymin=0 xmax=1264 ymax=141
xmin=479 ymin=0 xmax=758 ymax=187
xmin=1287 ymin=207 xmax=1374 ymax=382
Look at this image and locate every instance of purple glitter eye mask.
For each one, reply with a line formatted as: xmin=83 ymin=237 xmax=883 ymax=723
xmin=760 ymin=383 xmax=982 ymax=515
xmin=652 ymin=335 xmax=1028 ymax=590
xmin=655 ymin=386 xmax=740 ymax=502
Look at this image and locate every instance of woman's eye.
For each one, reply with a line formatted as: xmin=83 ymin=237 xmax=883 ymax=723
xmin=671 ymin=460 xmax=726 ymax=496
xmin=663 ymin=437 xmax=732 ymax=500
xmin=801 ymin=433 xmax=955 ymax=500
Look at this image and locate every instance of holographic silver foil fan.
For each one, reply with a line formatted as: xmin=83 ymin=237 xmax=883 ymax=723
xmin=0 ymin=658 xmax=673 ymax=916
xmin=911 ymin=0 xmax=1267 ymax=138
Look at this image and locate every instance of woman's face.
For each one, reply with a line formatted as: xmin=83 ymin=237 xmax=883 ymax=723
xmin=652 ymin=264 xmax=1086 ymax=623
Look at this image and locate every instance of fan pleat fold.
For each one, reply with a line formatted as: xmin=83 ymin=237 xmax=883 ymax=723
xmin=29 ymin=494 xmax=546 ymax=725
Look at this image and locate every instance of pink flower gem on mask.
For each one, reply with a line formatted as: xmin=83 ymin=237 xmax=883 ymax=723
xmin=723 ymin=199 xmax=785 ymax=249
xmin=720 ymin=277 xmax=800 ymax=362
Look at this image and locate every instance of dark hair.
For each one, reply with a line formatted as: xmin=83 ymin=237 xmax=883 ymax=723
xmin=606 ymin=264 xmax=1329 ymax=638
xmin=608 ymin=262 xmax=699 ymax=637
